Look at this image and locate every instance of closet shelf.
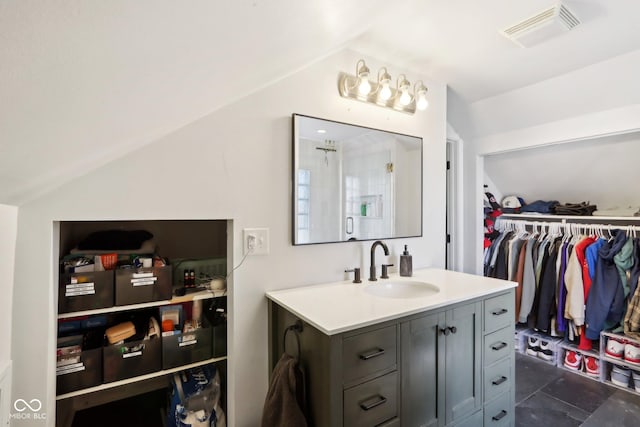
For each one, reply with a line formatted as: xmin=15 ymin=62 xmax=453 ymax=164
xmin=601 ymin=354 xmax=640 ymax=369
xmin=57 ymin=289 xmax=226 ymax=319
xmin=55 ymin=356 xmax=227 ymax=400
xmin=558 ymin=341 xmax=600 ymax=359
xmin=499 ymin=213 xmax=640 ymax=222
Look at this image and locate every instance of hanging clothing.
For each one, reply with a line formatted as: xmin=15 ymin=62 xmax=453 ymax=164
xmin=555 ymin=241 xmax=572 ymax=333
xmin=629 ymin=238 xmax=640 ymax=300
xmin=624 ymin=277 xmax=640 ymax=339
xmin=536 ymin=238 xmax=561 ymax=333
xmin=528 ymin=236 xmax=552 ymax=329
xmin=585 ymin=230 xmax=628 ymax=340
xmin=518 ymin=235 xmax=537 ymax=323
xmin=514 ymin=240 xmax=527 ymax=322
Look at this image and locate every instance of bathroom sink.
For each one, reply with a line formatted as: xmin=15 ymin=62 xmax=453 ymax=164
xmin=365 ymin=281 xmax=440 ymax=299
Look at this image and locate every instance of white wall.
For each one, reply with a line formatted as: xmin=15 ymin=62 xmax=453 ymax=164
xmin=0 ymin=204 xmax=17 ymax=363
xmin=448 ymin=48 xmax=640 ymax=274
xmin=484 ymin=132 xmax=640 ymax=209
xmin=0 ymin=204 xmax=17 ymax=427
xmin=11 ymin=49 xmax=447 ymax=426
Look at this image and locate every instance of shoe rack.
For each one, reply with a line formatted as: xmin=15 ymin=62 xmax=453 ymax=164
xmin=517 ymin=327 xmax=640 ymax=395
xmin=600 ymin=331 xmax=640 ymax=394
xmin=519 ymin=329 xmax=562 ymax=366
xmin=557 ymin=341 xmax=601 ymax=382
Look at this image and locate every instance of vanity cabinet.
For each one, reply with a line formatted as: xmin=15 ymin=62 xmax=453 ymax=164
xmin=401 ymin=301 xmax=481 ymax=427
xmin=268 ymin=287 xmax=515 ymax=427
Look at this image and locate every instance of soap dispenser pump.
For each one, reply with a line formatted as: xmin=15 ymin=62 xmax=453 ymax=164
xmin=400 ymin=245 xmax=413 ymax=277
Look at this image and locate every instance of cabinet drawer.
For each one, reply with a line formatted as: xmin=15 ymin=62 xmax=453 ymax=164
xmin=484 ymin=391 xmax=512 ymax=427
xmin=344 ymin=372 xmax=397 ymax=427
xmin=484 ymin=357 xmax=512 ymax=403
xmin=343 ymin=325 xmax=396 ymax=384
xmin=484 ymin=326 xmax=513 ymax=367
xmin=484 ymin=293 xmax=513 ymax=333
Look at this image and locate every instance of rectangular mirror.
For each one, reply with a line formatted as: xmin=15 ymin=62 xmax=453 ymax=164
xmin=292 ymin=114 xmax=423 ymax=245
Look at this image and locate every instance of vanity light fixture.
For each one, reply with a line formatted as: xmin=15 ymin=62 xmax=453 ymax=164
xmin=338 ymin=59 xmax=429 ymax=115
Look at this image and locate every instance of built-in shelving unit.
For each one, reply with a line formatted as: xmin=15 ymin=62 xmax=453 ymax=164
xmin=55 ymin=219 xmax=230 ymax=427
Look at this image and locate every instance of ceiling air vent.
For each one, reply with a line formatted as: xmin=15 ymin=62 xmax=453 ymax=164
xmin=501 ymin=3 xmax=580 ymax=48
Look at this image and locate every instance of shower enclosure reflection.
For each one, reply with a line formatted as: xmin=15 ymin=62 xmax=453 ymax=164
xmin=292 ymin=114 xmax=422 ymax=245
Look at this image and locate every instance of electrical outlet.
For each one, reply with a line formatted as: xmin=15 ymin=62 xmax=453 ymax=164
xmin=243 ymin=228 xmax=270 ymax=255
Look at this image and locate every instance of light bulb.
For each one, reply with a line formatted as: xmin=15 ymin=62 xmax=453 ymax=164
xmin=358 ymin=77 xmax=371 ymax=95
xmin=416 ymin=94 xmax=428 ymax=110
xmin=379 ymin=83 xmax=392 ymax=101
xmin=355 ymin=59 xmax=371 ymax=96
xmin=414 ymin=81 xmax=429 ymax=110
xmin=399 ymin=89 xmax=411 ymax=106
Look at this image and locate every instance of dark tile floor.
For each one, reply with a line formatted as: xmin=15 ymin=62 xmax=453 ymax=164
xmin=516 ymin=352 xmax=640 ymax=426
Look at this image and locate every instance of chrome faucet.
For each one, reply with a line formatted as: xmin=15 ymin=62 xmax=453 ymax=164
xmin=369 ymin=240 xmax=389 ymax=281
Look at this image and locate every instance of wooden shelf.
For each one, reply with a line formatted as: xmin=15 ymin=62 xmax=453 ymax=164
xmin=57 ymin=289 xmax=226 ymax=319
xmin=56 ymin=356 xmax=227 ymax=400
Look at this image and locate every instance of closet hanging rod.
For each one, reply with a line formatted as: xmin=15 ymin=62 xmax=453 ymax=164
xmin=495 ymin=217 xmax=640 ymax=233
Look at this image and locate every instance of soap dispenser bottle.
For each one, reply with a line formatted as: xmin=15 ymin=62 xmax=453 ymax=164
xmin=400 ymin=245 xmax=413 ymax=277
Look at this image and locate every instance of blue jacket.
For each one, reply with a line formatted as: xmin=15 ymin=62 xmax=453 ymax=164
xmin=585 ymin=239 xmax=605 ymax=280
xmin=585 ymin=230 xmax=628 ymax=340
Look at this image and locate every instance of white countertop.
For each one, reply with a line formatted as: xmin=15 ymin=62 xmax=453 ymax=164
xmin=266 ymin=268 xmax=516 ymax=335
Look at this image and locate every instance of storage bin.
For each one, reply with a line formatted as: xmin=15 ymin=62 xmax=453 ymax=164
xmin=162 ymin=323 xmax=212 ymax=369
xmin=56 ymin=347 xmax=103 ymax=395
xmin=58 ymin=270 xmax=115 ymax=314
xmin=103 ymin=337 xmax=161 ymax=383
xmin=212 ymin=322 xmax=227 ymax=358
xmin=115 ymin=265 xmax=172 ymax=306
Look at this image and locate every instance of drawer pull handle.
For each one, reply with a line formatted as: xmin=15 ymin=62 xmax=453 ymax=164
xmin=491 ymin=308 xmax=508 ymax=316
xmin=359 ymin=348 xmax=385 ymax=360
xmin=491 ymin=342 xmax=507 ymax=351
xmin=492 ymin=376 xmax=508 ymax=386
xmin=492 ymin=410 xmax=507 ymax=421
xmin=359 ymin=395 xmax=387 ymax=411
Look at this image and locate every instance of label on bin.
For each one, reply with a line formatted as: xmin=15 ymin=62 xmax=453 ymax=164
xmin=130 ymin=276 xmax=157 ymax=287
xmin=56 ymin=363 xmax=86 ymax=376
xmin=122 ymin=351 xmax=143 ymax=359
xmin=179 ymin=339 xmax=197 ymax=347
xmin=65 ymin=282 xmax=95 ymax=297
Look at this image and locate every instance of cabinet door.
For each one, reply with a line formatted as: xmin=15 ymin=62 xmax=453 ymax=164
xmin=401 ymin=311 xmax=444 ymax=427
xmin=445 ymin=301 xmax=482 ymax=425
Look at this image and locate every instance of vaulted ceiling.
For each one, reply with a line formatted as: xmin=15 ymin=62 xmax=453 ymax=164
xmin=2 ymin=0 xmax=640 ymax=205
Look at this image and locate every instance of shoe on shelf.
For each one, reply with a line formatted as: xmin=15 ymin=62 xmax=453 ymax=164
xmin=526 ymin=336 xmax=541 ymax=357
xmin=606 ymin=337 xmax=626 ymax=359
xmin=538 ymin=340 xmax=554 ymax=361
xmin=564 ymin=350 xmax=583 ymax=371
xmin=611 ymin=365 xmax=631 ymax=387
xmin=624 ymin=342 xmax=640 ymax=366
xmin=584 ymin=356 xmax=599 ymax=377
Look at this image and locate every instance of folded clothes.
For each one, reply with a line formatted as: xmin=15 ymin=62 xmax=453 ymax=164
xmin=520 ymin=200 xmax=559 ymax=214
xmin=554 ymin=201 xmax=597 ymax=216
